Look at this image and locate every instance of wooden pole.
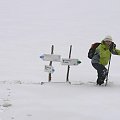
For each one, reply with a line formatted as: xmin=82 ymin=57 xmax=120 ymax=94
xmin=66 ymin=45 xmax=72 ymax=82
xmin=48 ymin=45 xmax=54 ymax=82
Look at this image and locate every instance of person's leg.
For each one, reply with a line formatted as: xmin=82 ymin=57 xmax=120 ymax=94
xmin=92 ymin=63 xmax=108 ymax=85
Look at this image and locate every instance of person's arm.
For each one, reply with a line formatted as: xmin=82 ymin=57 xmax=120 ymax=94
xmin=109 ymin=42 xmax=120 ymax=55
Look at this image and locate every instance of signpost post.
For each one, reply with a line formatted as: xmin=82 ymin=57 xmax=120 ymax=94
xmin=66 ymin=45 xmax=72 ymax=83
xmin=48 ymin=45 xmax=54 ymax=82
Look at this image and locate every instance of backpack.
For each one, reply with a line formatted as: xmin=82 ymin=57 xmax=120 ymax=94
xmin=88 ymin=42 xmax=101 ymax=59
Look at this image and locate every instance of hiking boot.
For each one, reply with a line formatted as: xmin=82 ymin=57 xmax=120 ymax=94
xmin=97 ymin=79 xmax=104 ymax=85
xmin=99 ymin=80 xmax=104 ymax=85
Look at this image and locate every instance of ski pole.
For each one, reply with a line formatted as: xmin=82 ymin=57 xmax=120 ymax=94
xmin=105 ymin=53 xmax=112 ymax=86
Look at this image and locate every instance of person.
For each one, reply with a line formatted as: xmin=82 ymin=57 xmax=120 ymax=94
xmin=91 ymin=35 xmax=120 ymax=85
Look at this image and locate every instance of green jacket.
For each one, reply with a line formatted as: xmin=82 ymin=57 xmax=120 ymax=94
xmin=91 ymin=41 xmax=120 ymax=66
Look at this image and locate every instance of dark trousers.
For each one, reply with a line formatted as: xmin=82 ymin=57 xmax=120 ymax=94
xmin=92 ymin=63 xmax=108 ymax=81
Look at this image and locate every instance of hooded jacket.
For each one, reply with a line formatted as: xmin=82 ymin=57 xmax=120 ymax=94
xmin=91 ymin=41 xmax=120 ymax=66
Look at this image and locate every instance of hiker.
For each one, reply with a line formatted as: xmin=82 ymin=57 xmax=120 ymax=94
xmin=91 ymin=35 xmax=120 ymax=85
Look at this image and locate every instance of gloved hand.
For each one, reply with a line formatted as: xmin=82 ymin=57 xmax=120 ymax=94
xmin=109 ymin=42 xmax=116 ymax=52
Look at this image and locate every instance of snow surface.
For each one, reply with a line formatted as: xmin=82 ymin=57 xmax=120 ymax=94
xmin=0 ymin=0 xmax=120 ymax=120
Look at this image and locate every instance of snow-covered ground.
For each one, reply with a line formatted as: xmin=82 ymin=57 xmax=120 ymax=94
xmin=1 ymin=81 xmax=120 ymax=120
xmin=0 ymin=0 xmax=120 ymax=120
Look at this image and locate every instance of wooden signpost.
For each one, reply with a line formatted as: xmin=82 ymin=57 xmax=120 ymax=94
xmin=40 ymin=45 xmax=81 ymax=85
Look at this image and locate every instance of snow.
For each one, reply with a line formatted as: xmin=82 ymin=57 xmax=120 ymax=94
xmin=0 ymin=0 xmax=120 ymax=120
xmin=1 ymin=82 xmax=120 ymax=120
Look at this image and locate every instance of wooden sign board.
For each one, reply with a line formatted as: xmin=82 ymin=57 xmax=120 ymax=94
xmin=41 ymin=54 xmax=61 ymax=62
xmin=61 ymin=58 xmax=81 ymax=66
xmin=44 ymin=65 xmax=55 ymax=73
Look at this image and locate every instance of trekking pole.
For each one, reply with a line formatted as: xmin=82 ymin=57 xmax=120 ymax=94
xmin=105 ymin=53 xmax=112 ymax=86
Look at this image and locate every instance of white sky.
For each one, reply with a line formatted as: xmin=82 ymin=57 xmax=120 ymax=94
xmin=0 ymin=0 xmax=120 ymax=41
